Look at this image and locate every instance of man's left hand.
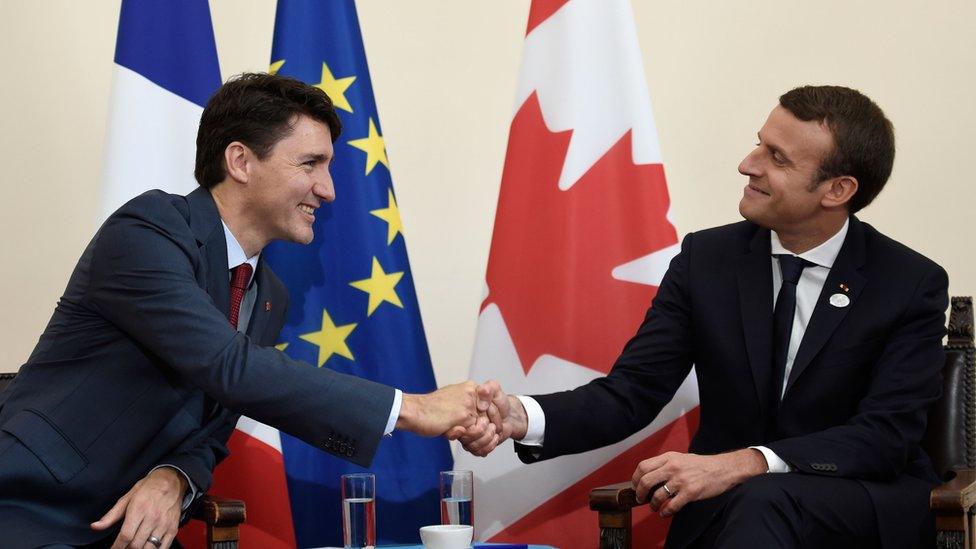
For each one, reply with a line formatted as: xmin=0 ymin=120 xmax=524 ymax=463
xmin=631 ymin=449 xmax=767 ymax=517
xmin=91 ymin=466 xmax=187 ymax=549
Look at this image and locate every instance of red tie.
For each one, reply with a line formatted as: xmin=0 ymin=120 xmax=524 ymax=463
xmin=228 ymin=263 xmax=254 ymax=330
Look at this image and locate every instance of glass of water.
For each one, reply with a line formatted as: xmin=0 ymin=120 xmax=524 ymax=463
xmin=440 ymin=470 xmax=474 ymax=528
xmin=341 ymin=473 xmax=376 ymax=548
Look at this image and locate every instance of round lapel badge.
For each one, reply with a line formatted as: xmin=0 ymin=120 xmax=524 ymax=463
xmin=829 ymin=293 xmax=850 ymax=308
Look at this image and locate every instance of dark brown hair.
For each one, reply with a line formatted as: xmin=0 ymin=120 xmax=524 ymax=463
xmin=779 ymin=85 xmax=895 ymax=213
xmin=194 ymin=72 xmax=342 ymax=188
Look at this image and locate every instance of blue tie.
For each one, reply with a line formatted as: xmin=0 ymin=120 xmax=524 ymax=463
xmin=769 ymin=254 xmax=814 ymax=433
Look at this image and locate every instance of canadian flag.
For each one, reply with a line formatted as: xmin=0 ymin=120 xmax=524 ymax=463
xmin=455 ymin=0 xmax=700 ymax=547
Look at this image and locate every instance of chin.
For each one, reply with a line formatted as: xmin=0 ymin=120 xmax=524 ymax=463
xmin=738 ymin=199 xmax=753 ymax=220
xmin=739 ymin=203 xmax=770 ymax=228
xmin=281 ymin=228 xmax=314 ymax=245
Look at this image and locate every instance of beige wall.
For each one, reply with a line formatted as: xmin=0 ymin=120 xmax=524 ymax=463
xmin=2 ymin=1 xmax=974 ymax=384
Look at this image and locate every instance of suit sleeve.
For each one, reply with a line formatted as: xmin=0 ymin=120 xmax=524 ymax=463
xmin=158 ymin=413 xmax=238 ymax=501
xmin=156 ymin=282 xmax=289 ymax=498
xmin=86 ymin=198 xmax=395 ymax=467
xmin=516 ymin=233 xmax=696 ymax=462
xmin=766 ymin=263 xmax=948 ymax=480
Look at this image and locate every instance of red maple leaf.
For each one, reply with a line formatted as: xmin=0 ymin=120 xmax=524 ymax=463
xmin=525 ymin=0 xmax=571 ymax=34
xmin=483 ymin=92 xmax=678 ymax=375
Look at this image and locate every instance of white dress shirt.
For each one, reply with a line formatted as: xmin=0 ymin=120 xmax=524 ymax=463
xmin=162 ymin=222 xmax=402 ymax=509
xmin=517 ymin=219 xmax=851 ymax=475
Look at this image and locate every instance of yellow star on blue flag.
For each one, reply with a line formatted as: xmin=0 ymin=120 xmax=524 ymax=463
xmin=261 ymin=1 xmax=451 ymax=546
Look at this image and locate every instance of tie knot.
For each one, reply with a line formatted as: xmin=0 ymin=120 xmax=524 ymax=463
xmin=775 ymin=254 xmax=813 ymax=285
xmin=230 ymin=263 xmax=253 ymax=291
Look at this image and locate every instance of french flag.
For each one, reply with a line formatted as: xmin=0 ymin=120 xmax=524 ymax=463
xmin=99 ymin=2 xmax=296 ymax=546
xmin=100 ymin=0 xmax=220 ymax=221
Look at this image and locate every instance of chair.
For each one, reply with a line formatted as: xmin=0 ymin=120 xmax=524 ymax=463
xmin=588 ymin=296 xmax=976 ymax=549
xmin=0 ymin=372 xmax=246 ymax=549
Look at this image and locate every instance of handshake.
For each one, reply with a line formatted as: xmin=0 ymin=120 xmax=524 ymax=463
xmin=396 ymin=380 xmax=525 ymax=456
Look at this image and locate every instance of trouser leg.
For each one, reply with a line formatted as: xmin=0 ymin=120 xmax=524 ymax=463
xmin=692 ymin=473 xmax=880 ymax=549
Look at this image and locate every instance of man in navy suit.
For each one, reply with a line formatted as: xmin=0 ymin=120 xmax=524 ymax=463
xmin=461 ymin=86 xmax=948 ymax=548
xmin=0 ymin=73 xmax=492 ymax=548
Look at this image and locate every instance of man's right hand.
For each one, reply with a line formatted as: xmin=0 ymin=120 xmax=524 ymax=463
xmin=452 ymin=380 xmax=529 ymax=456
xmin=396 ymin=381 xmax=493 ymax=438
xmin=90 ymin=466 xmax=186 ymax=549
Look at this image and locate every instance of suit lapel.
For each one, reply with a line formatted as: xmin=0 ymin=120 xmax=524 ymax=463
xmin=246 ymin=257 xmax=279 ymax=346
xmin=784 ymin=216 xmax=867 ymax=395
xmin=186 ymin=188 xmax=230 ymax=317
xmin=737 ymin=228 xmax=775 ymax=416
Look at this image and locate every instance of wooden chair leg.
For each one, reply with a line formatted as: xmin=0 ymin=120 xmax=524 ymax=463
xmin=192 ymin=496 xmax=245 ymax=549
xmin=590 ymin=482 xmax=640 ymax=549
xmin=208 ymin=524 xmax=242 ymax=549
xmin=597 ymin=508 xmax=632 ymax=549
xmin=934 ymin=514 xmax=968 ymax=549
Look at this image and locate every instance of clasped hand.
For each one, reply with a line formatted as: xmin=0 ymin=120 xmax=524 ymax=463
xmin=447 ymin=380 xmax=527 ymax=456
xmin=397 ymin=379 xmax=523 ymax=455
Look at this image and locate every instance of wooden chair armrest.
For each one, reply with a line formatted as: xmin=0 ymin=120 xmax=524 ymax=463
xmin=589 ymin=482 xmax=641 ymax=512
xmin=191 ymin=495 xmax=246 ymax=527
xmin=931 ymin=469 xmax=976 ymax=513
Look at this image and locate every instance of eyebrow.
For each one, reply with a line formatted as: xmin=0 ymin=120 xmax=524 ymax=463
xmin=757 ymin=132 xmax=793 ymax=165
xmin=300 ymin=153 xmax=330 ymax=163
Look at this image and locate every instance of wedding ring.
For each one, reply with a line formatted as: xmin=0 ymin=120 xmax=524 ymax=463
xmin=147 ymin=535 xmax=162 ymax=547
xmin=662 ymin=483 xmax=675 ymax=498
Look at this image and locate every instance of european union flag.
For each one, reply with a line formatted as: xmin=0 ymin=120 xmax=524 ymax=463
xmin=264 ymin=1 xmax=453 ymax=546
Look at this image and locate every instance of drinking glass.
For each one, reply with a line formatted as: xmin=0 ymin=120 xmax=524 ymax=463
xmin=439 ymin=470 xmax=474 ymax=528
xmin=341 ymin=473 xmax=376 ymax=548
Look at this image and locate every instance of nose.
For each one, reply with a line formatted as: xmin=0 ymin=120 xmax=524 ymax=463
xmin=738 ymin=147 xmax=762 ymax=177
xmin=313 ymin=170 xmax=336 ymax=203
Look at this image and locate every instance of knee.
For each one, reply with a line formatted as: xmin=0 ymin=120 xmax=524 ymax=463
xmin=726 ymin=475 xmax=796 ymax=515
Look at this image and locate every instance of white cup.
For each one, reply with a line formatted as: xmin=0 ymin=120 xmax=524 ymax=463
xmin=419 ymin=524 xmax=474 ymax=549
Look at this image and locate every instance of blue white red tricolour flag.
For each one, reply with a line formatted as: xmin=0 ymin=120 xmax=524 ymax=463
xmin=99 ymin=0 xmax=221 ymax=223
xmin=98 ymin=2 xmax=239 ymax=546
xmin=455 ymin=1 xmax=699 ymax=547
xmin=208 ymin=0 xmax=452 ymax=547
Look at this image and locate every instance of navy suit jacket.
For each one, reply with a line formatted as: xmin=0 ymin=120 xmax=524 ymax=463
xmin=517 ymin=216 xmax=948 ymax=549
xmin=0 ymin=188 xmax=395 ymax=547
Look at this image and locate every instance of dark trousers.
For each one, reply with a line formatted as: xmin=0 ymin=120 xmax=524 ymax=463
xmin=668 ymin=473 xmax=881 ymax=549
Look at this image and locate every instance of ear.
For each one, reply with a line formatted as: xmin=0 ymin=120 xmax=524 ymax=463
xmin=223 ymin=141 xmax=252 ymax=184
xmin=820 ymin=176 xmax=858 ymax=209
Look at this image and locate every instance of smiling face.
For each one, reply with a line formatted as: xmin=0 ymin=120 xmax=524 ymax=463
xmin=737 ymin=106 xmax=837 ymax=234
xmin=247 ymin=114 xmax=335 ymax=246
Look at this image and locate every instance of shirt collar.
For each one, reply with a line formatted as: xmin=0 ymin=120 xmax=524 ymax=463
xmin=222 ymin=221 xmax=260 ymax=285
xmin=770 ymin=217 xmax=849 ymax=269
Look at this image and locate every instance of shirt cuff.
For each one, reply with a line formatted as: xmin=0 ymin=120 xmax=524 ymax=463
xmin=384 ymin=389 xmax=403 ymax=436
xmin=515 ymin=395 xmax=546 ymax=445
xmin=151 ymin=464 xmax=197 ymax=511
xmin=749 ymin=446 xmax=792 ymax=473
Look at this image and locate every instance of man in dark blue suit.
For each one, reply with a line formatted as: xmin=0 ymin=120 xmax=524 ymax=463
xmin=462 ymin=86 xmax=948 ymax=548
xmin=0 ymin=74 xmax=490 ymax=548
